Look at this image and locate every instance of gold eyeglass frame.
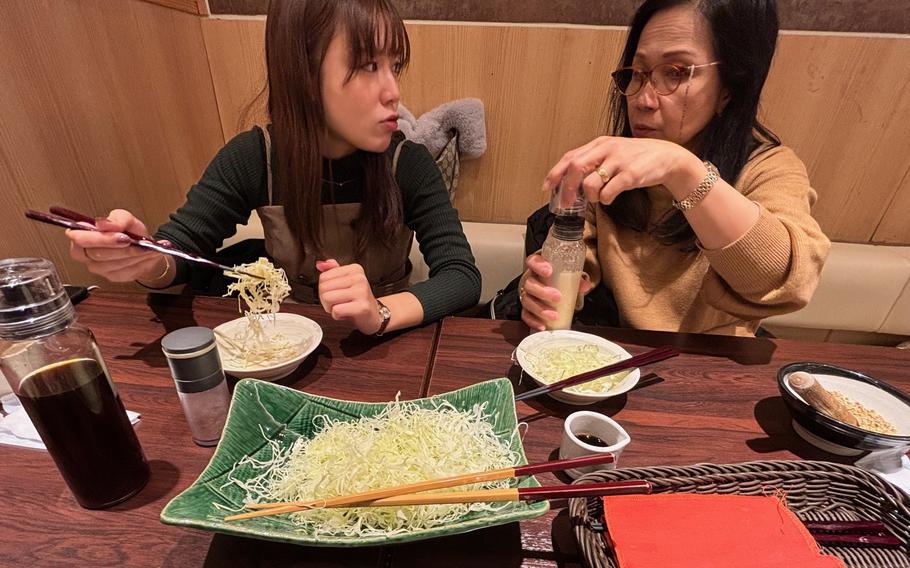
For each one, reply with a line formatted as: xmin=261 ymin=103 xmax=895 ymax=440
xmin=611 ymin=61 xmax=720 ymax=97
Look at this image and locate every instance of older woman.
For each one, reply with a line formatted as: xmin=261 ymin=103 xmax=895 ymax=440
xmin=521 ymin=0 xmax=829 ymax=336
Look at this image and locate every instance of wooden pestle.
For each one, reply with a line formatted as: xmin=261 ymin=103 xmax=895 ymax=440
xmin=788 ymin=371 xmax=859 ymax=426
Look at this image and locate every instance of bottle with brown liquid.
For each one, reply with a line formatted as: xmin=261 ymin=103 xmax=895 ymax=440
xmin=0 ymin=258 xmax=149 ymax=509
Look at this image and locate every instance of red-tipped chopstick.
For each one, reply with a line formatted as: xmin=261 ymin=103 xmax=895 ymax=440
xmin=224 ymin=453 xmax=616 ymax=521
xmin=25 ymin=207 xmax=263 ymax=280
xmin=514 ymin=345 xmax=679 ymax=402
xmin=346 ymin=480 xmax=653 ymax=507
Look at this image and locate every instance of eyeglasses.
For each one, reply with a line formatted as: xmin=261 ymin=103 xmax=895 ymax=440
xmin=611 ymin=62 xmax=720 ymax=97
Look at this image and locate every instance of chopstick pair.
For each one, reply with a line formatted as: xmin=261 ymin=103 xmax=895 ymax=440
xmin=224 ymin=453 xmax=649 ymax=522
xmin=514 ymin=345 xmax=679 ymax=402
xmin=25 ymin=206 xmax=263 ymax=280
xmin=803 ymin=520 xmax=902 ymax=548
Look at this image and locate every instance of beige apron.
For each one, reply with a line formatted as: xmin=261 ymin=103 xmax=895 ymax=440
xmin=256 ymin=128 xmax=414 ymax=303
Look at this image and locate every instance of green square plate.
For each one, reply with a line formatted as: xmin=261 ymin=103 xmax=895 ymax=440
xmin=160 ymin=377 xmax=549 ymax=546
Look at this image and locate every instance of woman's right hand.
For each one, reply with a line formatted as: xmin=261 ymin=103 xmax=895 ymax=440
xmin=66 ymin=209 xmax=168 ymax=283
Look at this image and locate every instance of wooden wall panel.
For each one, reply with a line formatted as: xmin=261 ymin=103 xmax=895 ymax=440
xmin=0 ymin=0 xmax=225 ymax=288
xmin=139 ymin=0 xmax=203 ymax=15
xmin=874 ymin=170 xmax=910 ymax=243
xmin=762 ymin=34 xmax=910 ymax=243
xmin=202 ymin=20 xmax=910 ymax=243
xmin=200 ymin=18 xmax=267 ymax=140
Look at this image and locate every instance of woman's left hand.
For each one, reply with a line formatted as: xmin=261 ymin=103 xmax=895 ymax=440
xmin=543 ymin=136 xmax=703 ymax=205
xmin=316 ymin=259 xmax=382 ymax=334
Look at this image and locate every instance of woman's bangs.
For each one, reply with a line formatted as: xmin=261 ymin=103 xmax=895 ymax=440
xmin=344 ymin=1 xmax=410 ymax=78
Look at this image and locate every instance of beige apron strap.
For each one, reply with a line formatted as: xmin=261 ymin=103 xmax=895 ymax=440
xmin=392 ymin=138 xmax=405 ymax=178
xmin=261 ymin=126 xmax=274 ymax=205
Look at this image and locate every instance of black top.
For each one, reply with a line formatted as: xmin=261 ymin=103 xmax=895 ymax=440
xmin=155 ymin=128 xmax=481 ymax=322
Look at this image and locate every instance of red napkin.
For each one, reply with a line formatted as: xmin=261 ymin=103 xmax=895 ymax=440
xmin=601 ymin=494 xmax=847 ymax=568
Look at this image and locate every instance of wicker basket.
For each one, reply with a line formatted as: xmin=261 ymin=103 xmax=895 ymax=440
xmin=569 ymin=460 xmax=910 ymax=568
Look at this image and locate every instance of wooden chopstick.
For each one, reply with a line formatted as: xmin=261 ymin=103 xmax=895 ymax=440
xmin=223 ymin=453 xmax=616 ymax=522
xmin=224 ymin=481 xmax=651 ymax=521
xmin=514 ymin=345 xmax=679 ymax=402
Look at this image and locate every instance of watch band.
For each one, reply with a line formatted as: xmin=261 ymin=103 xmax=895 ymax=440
xmin=374 ymin=299 xmax=392 ymax=336
xmin=672 ymin=161 xmax=720 ymax=211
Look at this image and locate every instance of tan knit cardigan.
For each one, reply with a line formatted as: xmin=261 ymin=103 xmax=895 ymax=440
xmin=584 ymin=145 xmax=830 ymax=336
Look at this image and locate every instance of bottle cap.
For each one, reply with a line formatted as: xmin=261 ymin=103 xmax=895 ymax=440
xmin=0 ymin=258 xmax=75 ymax=340
xmin=549 ymin=177 xmax=587 ymax=216
xmin=161 ymin=326 xmax=224 ymax=383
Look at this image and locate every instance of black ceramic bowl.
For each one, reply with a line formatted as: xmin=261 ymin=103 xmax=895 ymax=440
xmin=777 ymin=362 xmax=910 ymax=455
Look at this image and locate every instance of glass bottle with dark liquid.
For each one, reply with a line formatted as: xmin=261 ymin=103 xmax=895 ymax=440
xmin=0 ymin=258 xmax=149 ymax=509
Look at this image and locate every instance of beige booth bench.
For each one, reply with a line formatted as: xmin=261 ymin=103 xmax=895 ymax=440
xmin=224 ymin=212 xmax=910 ymax=342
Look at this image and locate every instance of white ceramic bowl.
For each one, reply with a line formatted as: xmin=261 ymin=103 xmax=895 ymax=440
xmin=514 ymin=330 xmax=640 ymax=405
xmin=213 ymin=313 xmax=322 ymax=381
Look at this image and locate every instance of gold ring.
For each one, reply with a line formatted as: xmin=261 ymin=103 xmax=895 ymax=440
xmin=596 ymin=167 xmax=611 ymax=185
xmin=518 ymin=286 xmax=526 ymax=303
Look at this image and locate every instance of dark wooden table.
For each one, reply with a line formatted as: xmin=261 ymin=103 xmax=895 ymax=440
xmin=0 ymin=292 xmax=437 ymax=568
xmin=421 ymin=318 xmax=910 ymax=568
xmin=2 ymin=294 xmax=909 ymax=567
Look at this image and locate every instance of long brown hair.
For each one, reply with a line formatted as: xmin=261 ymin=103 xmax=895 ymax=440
xmin=265 ymin=0 xmax=410 ymax=257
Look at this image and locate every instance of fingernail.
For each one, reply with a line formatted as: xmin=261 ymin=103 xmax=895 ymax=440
xmin=117 ymin=234 xmax=131 ymax=244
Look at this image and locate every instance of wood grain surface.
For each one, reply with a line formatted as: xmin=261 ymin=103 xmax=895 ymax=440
xmin=0 ymin=291 xmax=435 ymax=567
xmin=420 ymin=317 xmax=910 ymax=567
xmin=2 ymin=294 xmax=908 ymax=567
xmin=0 ymin=0 xmax=225 ymax=290
xmin=201 ymin=19 xmax=910 ymax=244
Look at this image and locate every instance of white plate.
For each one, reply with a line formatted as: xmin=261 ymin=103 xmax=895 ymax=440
xmin=514 ymin=330 xmax=640 ymax=405
xmin=213 ymin=313 xmax=322 ymax=381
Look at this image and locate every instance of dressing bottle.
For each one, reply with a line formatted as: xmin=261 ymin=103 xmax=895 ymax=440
xmin=541 ymin=179 xmax=587 ymax=330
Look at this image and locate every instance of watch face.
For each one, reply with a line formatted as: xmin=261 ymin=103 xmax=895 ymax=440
xmin=379 ymin=304 xmax=392 ymax=319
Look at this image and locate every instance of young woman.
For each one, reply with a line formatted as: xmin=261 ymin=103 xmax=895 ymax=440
xmin=520 ymin=0 xmax=830 ymax=336
xmin=66 ymin=0 xmax=481 ymax=335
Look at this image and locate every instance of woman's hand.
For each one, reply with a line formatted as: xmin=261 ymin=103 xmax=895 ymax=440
xmin=519 ymin=253 xmax=592 ymax=331
xmin=316 ymin=259 xmax=382 ymax=334
xmin=543 ymin=136 xmax=704 ymax=205
xmin=66 ymin=209 xmax=169 ymax=283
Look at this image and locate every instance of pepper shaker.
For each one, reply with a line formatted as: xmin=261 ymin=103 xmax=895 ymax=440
xmin=161 ymin=327 xmax=231 ymax=446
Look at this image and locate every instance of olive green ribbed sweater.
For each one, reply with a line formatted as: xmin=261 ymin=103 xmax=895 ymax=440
xmin=155 ymin=128 xmax=481 ymax=323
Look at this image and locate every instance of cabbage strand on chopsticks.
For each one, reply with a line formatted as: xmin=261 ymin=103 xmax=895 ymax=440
xmin=221 ymin=258 xmax=298 ymax=368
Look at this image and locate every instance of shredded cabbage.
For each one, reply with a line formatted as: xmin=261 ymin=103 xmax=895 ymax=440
xmin=224 ymin=257 xmax=291 ymax=316
xmin=524 ymin=344 xmax=627 ymax=394
xmin=222 ymin=399 xmax=520 ymax=536
xmin=221 ymin=258 xmax=300 ymax=368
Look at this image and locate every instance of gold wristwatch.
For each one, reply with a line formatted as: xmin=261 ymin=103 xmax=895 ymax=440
xmin=375 ymin=299 xmax=392 ymax=336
